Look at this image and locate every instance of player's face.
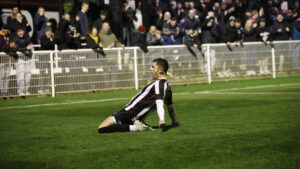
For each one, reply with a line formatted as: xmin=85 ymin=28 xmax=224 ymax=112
xmin=150 ymin=62 xmax=162 ymax=80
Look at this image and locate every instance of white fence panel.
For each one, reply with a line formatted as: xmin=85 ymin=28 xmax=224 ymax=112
xmin=0 ymin=40 xmax=300 ymax=98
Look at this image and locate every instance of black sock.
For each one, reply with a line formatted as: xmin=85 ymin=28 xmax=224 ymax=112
xmin=98 ymin=124 xmax=130 ymax=133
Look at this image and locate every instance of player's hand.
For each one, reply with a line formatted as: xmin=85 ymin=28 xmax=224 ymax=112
xmin=158 ymin=120 xmax=165 ymax=128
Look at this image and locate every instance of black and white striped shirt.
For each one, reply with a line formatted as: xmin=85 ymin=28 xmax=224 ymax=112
xmin=125 ymin=79 xmax=173 ymax=121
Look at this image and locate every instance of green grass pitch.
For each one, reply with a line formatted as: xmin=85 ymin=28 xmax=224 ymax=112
xmin=0 ymin=76 xmax=300 ymax=169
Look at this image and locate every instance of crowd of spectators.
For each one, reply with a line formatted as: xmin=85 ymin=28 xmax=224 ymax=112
xmin=1 ymin=0 xmax=300 ymax=53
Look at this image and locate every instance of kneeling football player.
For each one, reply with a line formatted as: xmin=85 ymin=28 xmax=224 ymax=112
xmin=98 ymin=58 xmax=179 ymax=133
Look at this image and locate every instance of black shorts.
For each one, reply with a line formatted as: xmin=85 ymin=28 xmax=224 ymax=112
xmin=112 ymin=109 xmax=134 ymax=125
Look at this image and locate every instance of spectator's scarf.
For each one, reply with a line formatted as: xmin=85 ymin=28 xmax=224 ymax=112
xmin=89 ymin=33 xmax=98 ymax=44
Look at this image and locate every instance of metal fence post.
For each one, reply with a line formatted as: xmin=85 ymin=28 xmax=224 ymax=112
xmin=50 ymin=52 xmax=55 ymax=97
xmin=271 ymin=47 xmax=276 ymax=79
xmin=206 ymin=44 xmax=212 ymax=84
xmin=134 ymin=47 xmax=139 ymax=90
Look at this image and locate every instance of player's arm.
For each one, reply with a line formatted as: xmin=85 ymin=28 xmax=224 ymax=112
xmin=156 ymin=99 xmax=166 ymax=127
xmin=166 ymin=104 xmax=180 ymax=126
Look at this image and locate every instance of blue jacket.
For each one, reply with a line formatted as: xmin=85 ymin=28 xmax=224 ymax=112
xmin=293 ymin=21 xmax=300 ymax=40
xmin=271 ymin=21 xmax=291 ymax=40
xmin=162 ymin=35 xmax=182 ymax=45
xmin=182 ymin=17 xmax=200 ymax=31
xmin=34 ymin=13 xmax=48 ymax=43
xmin=77 ymin=11 xmax=89 ymax=37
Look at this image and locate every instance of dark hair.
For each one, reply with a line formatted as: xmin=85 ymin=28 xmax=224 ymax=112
xmin=153 ymin=58 xmax=169 ymax=73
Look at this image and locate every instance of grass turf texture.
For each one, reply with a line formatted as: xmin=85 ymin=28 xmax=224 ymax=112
xmin=0 ymin=76 xmax=300 ymax=169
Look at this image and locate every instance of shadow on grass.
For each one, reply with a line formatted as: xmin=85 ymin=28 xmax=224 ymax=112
xmin=152 ymin=124 xmax=180 ymax=132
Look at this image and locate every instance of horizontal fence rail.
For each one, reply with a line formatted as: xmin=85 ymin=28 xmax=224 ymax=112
xmin=1 ymin=40 xmax=300 ymax=98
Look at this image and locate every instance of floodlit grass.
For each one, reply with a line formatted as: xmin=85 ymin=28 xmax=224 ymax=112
xmin=0 ymin=76 xmax=300 ymax=169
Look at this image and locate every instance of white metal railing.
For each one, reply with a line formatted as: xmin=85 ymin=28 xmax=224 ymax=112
xmin=1 ymin=40 xmax=300 ymax=98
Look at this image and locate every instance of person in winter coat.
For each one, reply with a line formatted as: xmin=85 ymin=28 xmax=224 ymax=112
xmin=11 ymin=12 xmax=31 ymax=36
xmin=98 ymin=22 xmax=124 ymax=48
xmin=131 ymin=25 xmax=148 ymax=53
xmin=76 ymin=2 xmax=89 ymax=38
xmin=165 ymin=17 xmax=184 ymax=44
xmin=122 ymin=0 xmax=137 ymax=46
xmin=222 ymin=16 xmax=237 ymax=50
xmin=146 ymin=25 xmax=164 ymax=46
xmin=293 ymin=17 xmax=300 ymax=40
xmin=34 ymin=7 xmax=50 ymax=44
xmin=40 ymin=27 xmax=56 ymax=50
xmin=162 ymin=28 xmax=181 ymax=45
xmin=271 ymin=13 xmax=292 ymax=40
xmin=13 ymin=27 xmax=33 ymax=96
xmin=243 ymin=19 xmax=258 ymax=42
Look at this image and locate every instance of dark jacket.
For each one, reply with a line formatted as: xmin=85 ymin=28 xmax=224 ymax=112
xmin=131 ymin=31 xmax=148 ymax=53
xmin=40 ymin=34 xmax=55 ymax=50
xmin=271 ymin=21 xmax=292 ymax=40
xmin=10 ymin=19 xmax=31 ymax=36
xmin=77 ymin=11 xmax=89 ymax=37
xmin=7 ymin=15 xmax=28 ymax=34
xmin=201 ymin=19 xmax=220 ymax=43
xmin=34 ymin=13 xmax=49 ymax=43
xmin=65 ymin=31 xmax=81 ymax=49
xmin=182 ymin=17 xmax=200 ymax=31
xmin=122 ymin=6 xmax=136 ymax=29
xmin=243 ymin=28 xmax=258 ymax=42
xmin=293 ymin=20 xmax=300 ymax=40
xmin=257 ymin=26 xmax=272 ymax=41
xmin=0 ymin=34 xmax=12 ymax=52
xmin=166 ymin=23 xmax=184 ymax=43
xmin=86 ymin=35 xmax=100 ymax=49
xmin=14 ymin=34 xmax=32 ymax=52
xmin=222 ymin=24 xmax=237 ymax=43
xmin=93 ymin=18 xmax=107 ymax=32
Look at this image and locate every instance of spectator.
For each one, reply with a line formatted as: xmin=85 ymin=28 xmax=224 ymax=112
xmin=243 ymin=19 xmax=258 ymax=42
xmin=0 ymin=24 xmax=12 ymax=97
xmin=235 ymin=19 xmax=243 ymax=46
xmin=93 ymin=10 xmax=108 ymax=32
xmin=13 ymin=27 xmax=33 ymax=96
xmin=201 ymin=12 xmax=220 ymax=44
xmin=65 ymin=26 xmax=81 ymax=49
xmin=10 ymin=13 xmax=31 ymax=36
xmin=77 ymin=2 xmax=89 ymax=38
xmin=293 ymin=17 xmax=300 ymax=40
xmin=0 ymin=24 xmax=12 ymax=52
xmin=58 ymin=13 xmax=71 ymax=50
xmin=86 ymin=27 xmax=103 ymax=49
xmin=161 ymin=28 xmax=181 ymax=45
xmin=257 ymin=18 xmax=272 ymax=44
xmin=146 ymin=25 xmax=164 ymax=46
xmin=222 ymin=16 xmax=237 ymax=50
xmin=98 ymin=22 xmax=124 ymax=48
xmin=166 ymin=17 xmax=184 ymax=44
xmin=182 ymin=9 xmax=200 ymax=31
xmin=184 ymin=29 xmax=202 ymax=58
xmin=176 ymin=1 xmax=185 ymax=21
xmin=34 ymin=7 xmax=51 ymax=44
xmin=131 ymin=25 xmax=148 ymax=53
xmin=122 ymin=0 xmax=137 ymax=46
xmin=40 ymin=27 xmax=55 ymax=50
xmin=156 ymin=11 xmax=172 ymax=31
xmin=7 ymin=6 xmax=28 ymax=35
xmin=271 ymin=13 xmax=292 ymax=40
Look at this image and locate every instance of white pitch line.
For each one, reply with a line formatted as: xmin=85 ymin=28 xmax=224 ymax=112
xmin=194 ymin=83 xmax=300 ymax=94
xmin=0 ymin=98 xmax=128 ymax=110
xmin=1 ymin=83 xmax=299 ymax=110
xmin=195 ymin=92 xmax=300 ymax=95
